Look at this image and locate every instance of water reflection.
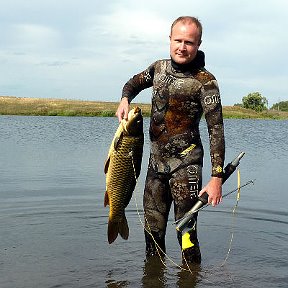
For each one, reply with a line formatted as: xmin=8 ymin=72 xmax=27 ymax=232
xmin=176 ymin=265 xmax=201 ymax=288
xmin=105 ymin=270 xmax=130 ymax=287
xmin=105 ymin=280 xmax=130 ymax=288
xmin=141 ymin=256 xmax=201 ymax=288
xmin=142 ymin=256 xmax=167 ymax=287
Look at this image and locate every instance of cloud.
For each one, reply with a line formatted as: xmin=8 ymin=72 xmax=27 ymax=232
xmin=0 ymin=0 xmax=287 ymax=104
xmin=6 ymin=23 xmax=62 ymax=53
xmin=79 ymin=7 xmax=170 ymax=64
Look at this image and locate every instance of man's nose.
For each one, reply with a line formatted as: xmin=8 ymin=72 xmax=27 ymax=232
xmin=179 ymin=42 xmax=186 ymax=50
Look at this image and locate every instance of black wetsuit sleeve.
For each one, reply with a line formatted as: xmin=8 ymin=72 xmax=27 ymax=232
xmin=121 ymin=63 xmax=155 ymax=103
xmin=200 ymin=77 xmax=225 ymax=178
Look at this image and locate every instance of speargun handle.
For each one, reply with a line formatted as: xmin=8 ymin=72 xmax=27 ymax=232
xmin=175 ymin=152 xmax=245 ymax=232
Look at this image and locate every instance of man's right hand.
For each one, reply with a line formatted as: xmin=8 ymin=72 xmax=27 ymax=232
xmin=115 ymin=97 xmax=129 ymax=122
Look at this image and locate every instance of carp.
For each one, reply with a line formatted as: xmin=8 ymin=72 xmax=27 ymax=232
xmin=104 ymin=107 xmax=144 ymax=244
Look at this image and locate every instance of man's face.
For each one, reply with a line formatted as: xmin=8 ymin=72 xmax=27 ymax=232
xmin=170 ymin=22 xmax=201 ymax=65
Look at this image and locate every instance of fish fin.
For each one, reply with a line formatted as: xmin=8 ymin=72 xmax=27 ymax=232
xmin=107 ymin=217 xmax=129 ymax=244
xmin=119 ymin=216 xmax=129 ymax=240
xmin=108 ymin=221 xmax=119 ymax=244
xmin=104 ymin=191 xmax=109 ymax=207
xmin=104 ymin=157 xmax=110 ymax=174
xmin=114 ymin=132 xmax=123 ymax=151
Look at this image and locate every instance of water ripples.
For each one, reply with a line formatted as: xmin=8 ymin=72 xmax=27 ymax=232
xmin=1 ymin=116 xmax=288 ymax=288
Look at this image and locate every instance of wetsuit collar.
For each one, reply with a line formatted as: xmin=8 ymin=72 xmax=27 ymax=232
xmin=171 ymin=50 xmax=205 ymax=72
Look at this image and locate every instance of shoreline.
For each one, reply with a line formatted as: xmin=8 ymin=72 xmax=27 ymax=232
xmin=1 ymin=96 xmax=287 ymax=119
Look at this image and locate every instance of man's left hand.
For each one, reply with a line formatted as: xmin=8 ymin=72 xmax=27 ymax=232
xmin=199 ymin=177 xmax=222 ymax=207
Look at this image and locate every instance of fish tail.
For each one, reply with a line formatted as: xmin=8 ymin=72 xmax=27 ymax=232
xmin=108 ymin=216 xmax=129 ymax=244
xmin=119 ymin=216 xmax=129 ymax=240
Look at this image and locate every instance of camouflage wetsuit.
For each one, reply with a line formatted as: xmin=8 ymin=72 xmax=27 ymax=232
xmin=122 ymin=51 xmax=225 ymax=263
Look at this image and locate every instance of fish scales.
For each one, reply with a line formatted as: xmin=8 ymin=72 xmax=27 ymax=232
xmin=107 ymin=135 xmax=143 ymax=218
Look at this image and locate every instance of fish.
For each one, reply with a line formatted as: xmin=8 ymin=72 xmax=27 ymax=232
xmin=104 ymin=107 xmax=144 ymax=244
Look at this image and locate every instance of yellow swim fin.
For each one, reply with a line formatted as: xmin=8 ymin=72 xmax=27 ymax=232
xmin=182 ymin=231 xmax=194 ymax=250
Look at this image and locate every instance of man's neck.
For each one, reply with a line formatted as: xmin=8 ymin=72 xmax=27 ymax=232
xmin=171 ymin=50 xmax=205 ymax=72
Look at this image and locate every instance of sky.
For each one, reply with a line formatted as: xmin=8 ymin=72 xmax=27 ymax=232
xmin=0 ymin=0 xmax=287 ymax=106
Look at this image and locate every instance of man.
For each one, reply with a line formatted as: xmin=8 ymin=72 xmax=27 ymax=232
xmin=116 ymin=16 xmax=225 ymax=264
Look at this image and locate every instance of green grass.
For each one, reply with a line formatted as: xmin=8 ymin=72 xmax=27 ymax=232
xmin=222 ymin=106 xmax=288 ymax=120
xmin=1 ymin=96 xmax=288 ymax=119
xmin=0 ymin=96 xmax=151 ymax=117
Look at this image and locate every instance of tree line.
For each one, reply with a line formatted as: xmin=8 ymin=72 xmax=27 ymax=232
xmin=234 ymin=92 xmax=288 ymax=112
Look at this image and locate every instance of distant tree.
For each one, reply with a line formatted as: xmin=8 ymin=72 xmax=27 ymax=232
xmin=242 ymin=92 xmax=268 ymax=112
xmin=270 ymin=101 xmax=288 ymax=112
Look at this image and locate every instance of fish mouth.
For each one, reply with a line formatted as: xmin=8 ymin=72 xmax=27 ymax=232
xmin=127 ymin=107 xmax=142 ymax=122
xmin=128 ymin=106 xmax=141 ymax=118
xmin=125 ymin=107 xmax=143 ymax=135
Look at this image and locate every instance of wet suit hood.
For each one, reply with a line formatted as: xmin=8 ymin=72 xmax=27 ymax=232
xmin=171 ymin=50 xmax=205 ymax=73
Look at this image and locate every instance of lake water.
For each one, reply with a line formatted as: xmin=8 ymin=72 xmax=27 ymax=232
xmin=0 ymin=115 xmax=287 ymax=288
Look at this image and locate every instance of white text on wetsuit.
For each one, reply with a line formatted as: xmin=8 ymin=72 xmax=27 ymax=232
xmin=154 ymin=72 xmax=184 ymax=89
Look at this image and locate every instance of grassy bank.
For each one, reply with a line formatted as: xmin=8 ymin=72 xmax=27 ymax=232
xmin=1 ymin=96 xmax=288 ymax=119
xmin=222 ymin=106 xmax=288 ymax=119
xmin=0 ymin=96 xmax=151 ymax=117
